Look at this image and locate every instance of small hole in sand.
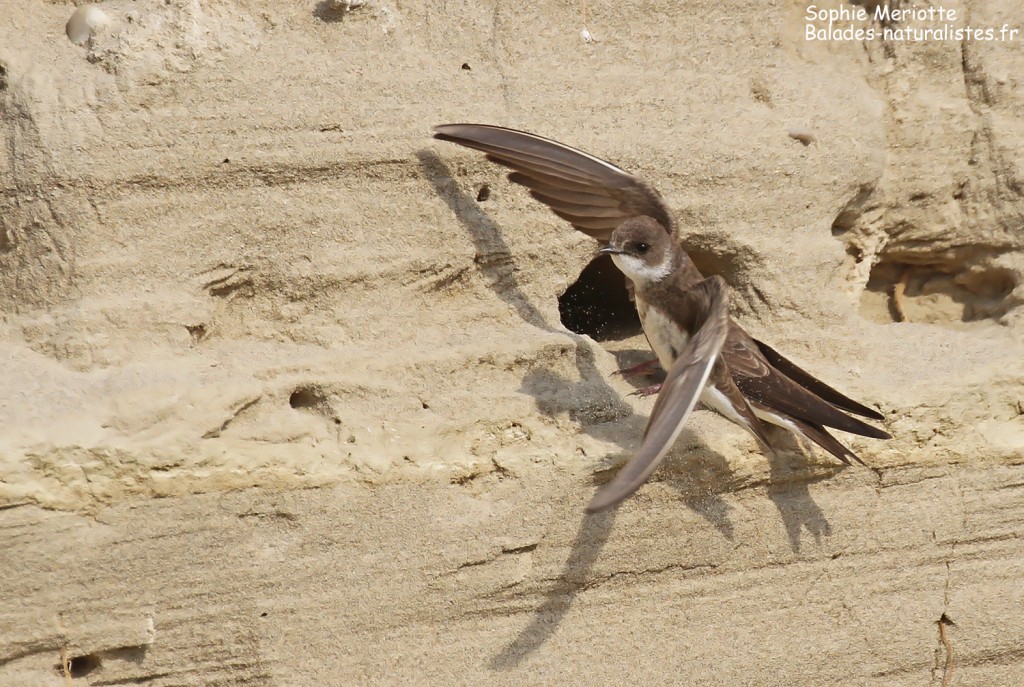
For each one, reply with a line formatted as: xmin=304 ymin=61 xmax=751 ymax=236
xmin=289 ymin=387 xmax=327 ymax=410
xmin=56 ymin=653 xmax=101 ymax=678
xmin=558 ymin=254 xmax=641 ymax=341
xmin=186 ymin=323 xmax=207 ymax=343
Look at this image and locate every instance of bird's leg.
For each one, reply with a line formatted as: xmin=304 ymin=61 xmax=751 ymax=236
xmin=629 ymin=383 xmax=663 ymax=398
xmin=614 ymin=357 xmax=662 ymax=378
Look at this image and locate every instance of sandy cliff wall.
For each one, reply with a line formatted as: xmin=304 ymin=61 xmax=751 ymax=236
xmin=2 ymin=1 xmax=1023 ymax=685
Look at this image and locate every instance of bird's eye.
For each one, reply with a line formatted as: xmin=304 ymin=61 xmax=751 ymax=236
xmin=635 ymin=242 xmax=650 ymax=253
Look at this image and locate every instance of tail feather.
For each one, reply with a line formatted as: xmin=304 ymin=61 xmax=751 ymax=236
xmin=754 ymin=338 xmax=885 ymax=421
xmin=788 ymin=417 xmax=866 ymax=466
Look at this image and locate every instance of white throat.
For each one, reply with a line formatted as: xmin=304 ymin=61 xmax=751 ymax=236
xmin=610 ymin=253 xmax=672 ymax=287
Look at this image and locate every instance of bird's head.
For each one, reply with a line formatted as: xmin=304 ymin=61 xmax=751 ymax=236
xmin=600 ymin=217 xmax=675 ymax=287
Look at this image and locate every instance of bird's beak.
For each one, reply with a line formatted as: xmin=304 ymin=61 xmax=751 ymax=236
xmin=599 ymin=246 xmax=624 ymax=255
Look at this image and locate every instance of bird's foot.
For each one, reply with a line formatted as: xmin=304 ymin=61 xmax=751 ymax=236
xmin=629 ymin=383 xmax=663 ymax=397
xmin=614 ymin=358 xmax=662 ymax=378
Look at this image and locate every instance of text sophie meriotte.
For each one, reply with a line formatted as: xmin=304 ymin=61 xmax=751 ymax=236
xmin=806 ymin=4 xmax=958 ymax=24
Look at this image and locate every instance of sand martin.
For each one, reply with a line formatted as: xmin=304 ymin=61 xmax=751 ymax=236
xmin=433 ymin=124 xmax=890 ymax=511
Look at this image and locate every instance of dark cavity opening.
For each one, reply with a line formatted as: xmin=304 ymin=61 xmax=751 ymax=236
xmin=289 ymin=387 xmax=327 ymax=410
xmin=56 ymin=653 xmax=101 ymax=678
xmin=558 ymin=254 xmax=641 ymax=341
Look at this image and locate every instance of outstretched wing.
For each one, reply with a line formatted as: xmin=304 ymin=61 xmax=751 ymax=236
xmin=587 ymin=276 xmax=729 ymax=512
xmin=433 ymin=123 xmax=674 ymax=241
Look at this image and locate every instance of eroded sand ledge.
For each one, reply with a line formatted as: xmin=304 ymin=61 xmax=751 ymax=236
xmin=1 ymin=1 xmax=1023 ymax=685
